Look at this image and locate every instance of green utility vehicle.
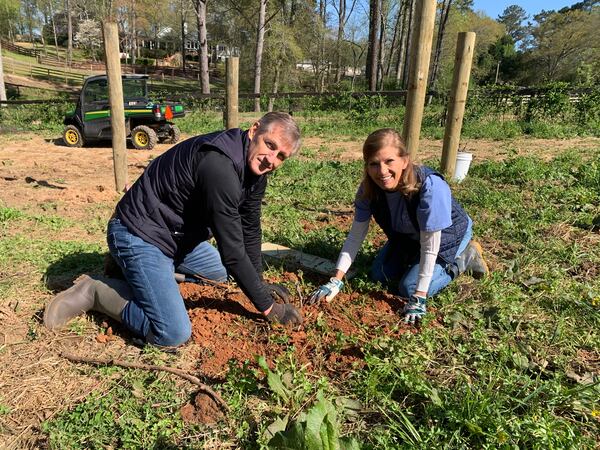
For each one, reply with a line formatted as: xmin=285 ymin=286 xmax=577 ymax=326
xmin=62 ymin=74 xmax=185 ymax=150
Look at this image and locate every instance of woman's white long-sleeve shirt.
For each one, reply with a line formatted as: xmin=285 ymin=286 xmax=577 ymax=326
xmin=335 ymin=218 xmax=441 ymax=294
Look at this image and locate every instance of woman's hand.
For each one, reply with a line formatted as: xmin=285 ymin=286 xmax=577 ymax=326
xmin=403 ymin=294 xmax=427 ymax=324
xmin=307 ymin=277 xmax=344 ymax=305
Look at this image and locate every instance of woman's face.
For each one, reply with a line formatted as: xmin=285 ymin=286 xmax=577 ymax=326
xmin=366 ymin=145 xmax=408 ymax=191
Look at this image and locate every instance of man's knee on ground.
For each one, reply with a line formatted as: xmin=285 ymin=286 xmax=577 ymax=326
xmin=147 ymin=321 xmax=192 ymax=347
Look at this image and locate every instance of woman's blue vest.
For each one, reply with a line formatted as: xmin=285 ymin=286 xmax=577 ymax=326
xmin=369 ymin=166 xmax=469 ymax=277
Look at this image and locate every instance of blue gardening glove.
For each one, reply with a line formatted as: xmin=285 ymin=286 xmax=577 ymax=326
xmin=307 ymin=277 xmax=344 ymax=305
xmin=403 ymin=294 xmax=427 ymax=324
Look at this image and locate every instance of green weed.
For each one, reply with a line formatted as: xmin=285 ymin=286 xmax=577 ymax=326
xmin=43 ymin=371 xmax=185 ymax=449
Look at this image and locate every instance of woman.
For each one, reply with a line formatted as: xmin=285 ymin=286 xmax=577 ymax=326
xmin=308 ymin=128 xmax=488 ymax=324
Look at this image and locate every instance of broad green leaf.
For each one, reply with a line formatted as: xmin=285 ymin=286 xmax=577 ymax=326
xmin=267 ymin=371 xmax=291 ymax=403
xmin=305 ymin=398 xmax=328 ymax=450
xmin=257 ymin=355 xmax=269 ymax=371
xmin=262 ymin=414 xmax=289 ymax=442
xmin=268 ymin=422 xmax=306 ymax=449
xmin=257 ymin=356 xmax=291 ymax=402
xmin=339 ymin=437 xmax=361 ymax=450
xmin=320 ymin=413 xmax=340 ymax=450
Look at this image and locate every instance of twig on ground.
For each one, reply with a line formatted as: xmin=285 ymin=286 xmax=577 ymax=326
xmin=184 ymin=272 xmax=241 ymax=293
xmin=60 ymin=352 xmax=229 ymax=412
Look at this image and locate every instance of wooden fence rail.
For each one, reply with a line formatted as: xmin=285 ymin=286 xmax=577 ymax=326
xmin=0 ymin=39 xmax=41 ymax=57
xmin=3 ymin=57 xmax=86 ymax=85
xmin=35 ymin=55 xmax=209 ymax=80
xmin=0 ymin=85 xmax=592 ymax=106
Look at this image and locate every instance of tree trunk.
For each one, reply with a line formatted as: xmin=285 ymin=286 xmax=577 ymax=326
xmin=386 ymin=2 xmax=402 ymax=77
xmin=376 ymin=0 xmax=388 ymax=90
xmin=40 ymin=11 xmax=48 ymax=57
xmin=268 ymin=58 xmax=282 ymax=112
xmin=427 ymin=0 xmax=452 ymax=103
xmin=195 ymin=0 xmax=210 ymax=94
xmin=40 ymin=28 xmax=47 ymax=57
xmin=0 ymin=40 xmax=7 ymax=106
xmin=254 ymin=0 xmax=267 ymax=112
xmin=155 ymin=35 xmax=159 ymax=68
xmin=50 ymin=2 xmax=60 ymax=59
xmin=334 ymin=0 xmax=346 ymax=83
xmin=25 ymin=5 xmax=36 ymax=54
xmin=401 ymin=0 xmax=416 ymax=89
xmin=315 ymin=0 xmax=327 ymax=92
xmin=66 ymin=0 xmax=73 ymax=65
xmin=495 ymin=59 xmax=501 ymax=83
xmin=131 ymin=1 xmax=137 ymax=65
xmin=27 ymin=2 xmax=35 ymax=49
xmin=395 ymin=0 xmax=408 ymax=86
xmin=181 ymin=7 xmax=186 ymax=72
xmin=366 ymin=0 xmax=381 ymax=91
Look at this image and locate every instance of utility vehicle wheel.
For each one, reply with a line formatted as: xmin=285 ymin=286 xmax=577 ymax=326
xmin=131 ymin=125 xmax=158 ymax=150
xmin=164 ymin=124 xmax=181 ymax=144
xmin=63 ymin=125 xmax=84 ymax=148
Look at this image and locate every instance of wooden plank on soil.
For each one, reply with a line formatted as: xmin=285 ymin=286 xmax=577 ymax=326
xmin=261 ymin=242 xmax=355 ymax=279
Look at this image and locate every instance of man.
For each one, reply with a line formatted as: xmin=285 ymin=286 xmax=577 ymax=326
xmin=44 ymin=112 xmax=303 ymax=347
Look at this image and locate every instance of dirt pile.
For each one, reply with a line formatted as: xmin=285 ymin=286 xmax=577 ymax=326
xmin=180 ymin=392 xmax=225 ymax=425
xmin=180 ymin=273 xmax=416 ymax=380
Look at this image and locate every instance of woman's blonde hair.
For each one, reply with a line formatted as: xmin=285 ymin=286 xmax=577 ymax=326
xmin=361 ymin=128 xmax=420 ymax=201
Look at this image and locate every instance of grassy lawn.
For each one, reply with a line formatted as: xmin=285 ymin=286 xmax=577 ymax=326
xmin=1 ymin=135 xmax=598 ymax=447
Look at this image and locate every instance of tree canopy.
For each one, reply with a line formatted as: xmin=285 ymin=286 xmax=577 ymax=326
xmin=1 ymin=0 xmax=598 ymax=92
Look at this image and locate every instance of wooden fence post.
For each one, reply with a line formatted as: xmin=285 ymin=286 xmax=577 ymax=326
xmin=225 ymin=56 xmax=239 ymax=129
xmin=102 ymin=21 xmax=128 ymax=193
xmin=440 ymin=32 xmax=476 ymax=178
xmin=402 ymin=0 xmax=437 ymax=160
xmin=0 ymin=40 xmax=6 ymax=107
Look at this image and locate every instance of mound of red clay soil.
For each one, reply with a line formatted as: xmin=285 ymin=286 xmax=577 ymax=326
xmin=180 ymin=392 xmax=225 ymax=425
xmin=180 ymin=272 xmax=422 ymax=380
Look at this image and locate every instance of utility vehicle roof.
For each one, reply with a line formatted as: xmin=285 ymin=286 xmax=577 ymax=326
xmin=84 ymin=74 xmax=150 ymax=83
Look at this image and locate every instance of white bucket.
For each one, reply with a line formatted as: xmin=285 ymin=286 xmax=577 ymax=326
xmin=453 ymin=152 xmax=473 ymax=182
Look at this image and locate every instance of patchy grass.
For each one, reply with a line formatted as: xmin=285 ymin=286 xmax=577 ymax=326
xmin=1 ymin=140 xmax=598 ymax=447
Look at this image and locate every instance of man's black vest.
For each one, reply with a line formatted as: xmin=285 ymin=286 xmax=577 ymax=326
xmin=370 ymin=166 xmax=469 ymax=277
xmin=116 ymin=128 xmax=258 ymax=258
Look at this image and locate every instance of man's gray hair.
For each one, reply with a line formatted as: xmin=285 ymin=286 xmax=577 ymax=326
xmin=255 ymin=112 xmax=301 ymax=154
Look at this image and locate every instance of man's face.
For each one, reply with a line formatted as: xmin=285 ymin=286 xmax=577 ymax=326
xmin=247 ymin=122 xmax=293 ymax=176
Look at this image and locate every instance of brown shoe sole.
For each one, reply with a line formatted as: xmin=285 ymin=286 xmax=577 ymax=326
xmin=470 ymin=240 xmax=489 ymax=279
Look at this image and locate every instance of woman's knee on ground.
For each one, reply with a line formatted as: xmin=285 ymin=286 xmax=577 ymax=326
xmin=370 ymin=262 xmax=389 ymax=284
xmin=397 ymin=280 xmax=414 ymax=298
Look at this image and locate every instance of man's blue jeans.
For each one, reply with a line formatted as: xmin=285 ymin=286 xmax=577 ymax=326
xmin=107 ymin=218 xmax=227 ymax=346
xmin=370 ymin=218 xmax=473 ymax=297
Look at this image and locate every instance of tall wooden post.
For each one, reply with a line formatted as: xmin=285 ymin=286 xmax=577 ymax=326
xmin=0 ymin=40 xmax=7 ymax=106
xmin=441 ymin=32 xmax=476 ymax=178
xmin=225 ymin=56 xmax=239 ymax=129
xmin=102 ymin=21 xmax=128 ymax=192
xmin=402 ymin=0 xmax=436 ymax=160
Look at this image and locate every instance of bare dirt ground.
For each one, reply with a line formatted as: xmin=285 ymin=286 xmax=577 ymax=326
xmin=0 ymin=133 xmax=599 ymax=448
xmin=301 ymin=135 xmax=600 ymax=163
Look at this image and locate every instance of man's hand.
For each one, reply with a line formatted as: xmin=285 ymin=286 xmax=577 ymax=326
xmin=266 ymin=302 xmax=303 ymax=325
xmin=307 ymin=277 xmax=343 ymax=305
xmin=403 ymin=294 xmax=427 ymax=325
xmin=265 ymin=283 xmax=292 ymax=304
